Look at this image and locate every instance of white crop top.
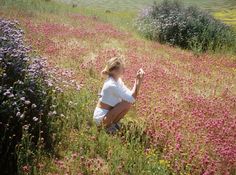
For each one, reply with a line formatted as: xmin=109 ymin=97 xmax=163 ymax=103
xmin=99 ymin=76 xmax=135 ymax=107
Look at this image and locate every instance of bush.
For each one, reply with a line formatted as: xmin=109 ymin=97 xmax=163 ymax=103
xmin=0 ymin=19 xmax=58 ymax=174
xmin=135 ymin=0 xmax=236 ymax=53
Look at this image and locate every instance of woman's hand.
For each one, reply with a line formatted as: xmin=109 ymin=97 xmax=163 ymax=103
xmin=136 ymin=68 xmax=145 ymax=82
xmin=132 ymin=68 xmax=145 ymax=99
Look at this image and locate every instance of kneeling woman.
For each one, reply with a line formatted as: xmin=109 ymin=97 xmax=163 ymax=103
xmin=93 ymin=56 xmax=145 ymax=129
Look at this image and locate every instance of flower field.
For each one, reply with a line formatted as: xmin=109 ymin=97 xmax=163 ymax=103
xmin=0 ymin=0 xmax=236 ymax=174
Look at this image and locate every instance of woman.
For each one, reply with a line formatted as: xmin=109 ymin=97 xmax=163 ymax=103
xmin=93 ymin=56 xmax=145 ymax=130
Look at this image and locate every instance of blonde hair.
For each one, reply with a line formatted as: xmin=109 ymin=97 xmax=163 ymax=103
xmin=101 ymin=56 xmax=125 ymax=76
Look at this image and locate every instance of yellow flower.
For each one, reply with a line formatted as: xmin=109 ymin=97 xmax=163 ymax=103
xmin=159 ymin=159 xmax=168 ymax=165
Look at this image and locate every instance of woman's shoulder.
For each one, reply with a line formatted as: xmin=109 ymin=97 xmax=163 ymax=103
xmin=103 ymin=77 xmax=117 ymax=88
xmin=117 ymin=78 xmax=124 ymax=85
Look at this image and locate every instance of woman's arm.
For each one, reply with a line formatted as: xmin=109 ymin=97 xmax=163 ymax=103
xmin=110 ymin=68 xmax=145 ymax=103
xmin=131 ymin=78 xmax=142 ymax=99
xmin=131 ymin=68 xmax=145 ymax=99
xmin=110 ymin=83 xmax=135 ymax=103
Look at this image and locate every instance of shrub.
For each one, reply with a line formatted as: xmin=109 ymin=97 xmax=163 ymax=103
xmin=0 ymin=19 xmax=58 ymax=174
xmin=135 ymin=0 xmax=236 ymax=53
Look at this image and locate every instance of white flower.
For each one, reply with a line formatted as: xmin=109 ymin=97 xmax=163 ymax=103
xmin=33 ymin=117 xmax=38 ymax=122
xmin=8 ymin=94 xmax=14 ymax=98
xmin=24 ymin=100 xmax=31 ymax=105
xmin=20 ymin=113 xmax=25 ymax=119
xmin=16 ymin=112 xmax=21 ymax=117
xmin=23 ymin=125 xmax=29 ymax=130
xmin=31 ymin=104 xmax=37 ymax=108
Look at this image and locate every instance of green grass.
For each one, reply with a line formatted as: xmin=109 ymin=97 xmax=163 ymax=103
xmin=1 ymin=0 xmax=236 ymax=30
xmin=0 ymin=0 xmax=136 ymax=31
xmin=0 ymin=0 xmax=236 ymax=174
xmin=60 ymin=0 xmax=236 ymax=12
xmin=60 ymin=0 xmax=236 ymax=29
xmin=29 ymin=88 xmax=171 ymax=174
xmin=0 ymin=4 xmax=173 ymax=170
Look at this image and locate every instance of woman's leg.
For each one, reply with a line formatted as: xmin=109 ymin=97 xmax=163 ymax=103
xmin=102 ymin=101 xmax=131 ymax=127
xmin=112 ymin=107 xmax=130 ymax=124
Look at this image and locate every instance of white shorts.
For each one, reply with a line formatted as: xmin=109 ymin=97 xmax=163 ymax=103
xmin=93 ymin=107 xmax=109 ymax=125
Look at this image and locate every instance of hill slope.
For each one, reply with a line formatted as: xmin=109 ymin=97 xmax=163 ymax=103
xmin=60 ymin=0 xmax=236 ymax=11
xmin=0 ymin=0 xmax=236 ymax=174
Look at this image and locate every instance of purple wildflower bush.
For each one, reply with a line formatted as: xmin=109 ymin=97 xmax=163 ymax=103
xmin=135 ymin=0 xmax=236 ymax=53
xmin=0 ymin=19 xmax=58 ymax=174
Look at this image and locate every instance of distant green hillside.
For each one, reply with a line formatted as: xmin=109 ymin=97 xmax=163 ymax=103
xmin=60 ymin=0 xmax=236 ymax=11
xmin=58 ymin=0 xmax=236 ymax=29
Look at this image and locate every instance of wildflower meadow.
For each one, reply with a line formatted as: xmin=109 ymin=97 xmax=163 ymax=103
xmin=0 ymin=0 xmax=236 ymax=174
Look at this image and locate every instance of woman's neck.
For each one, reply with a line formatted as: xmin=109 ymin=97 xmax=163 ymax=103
xmin=109 ymin=75 xmax=119 ymax=81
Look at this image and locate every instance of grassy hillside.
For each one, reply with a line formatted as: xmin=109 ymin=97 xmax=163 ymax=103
xmin=61 ymin=0 xmax=236 ymax=11
xmin=2 ymin=0 xmax=236 ymax=30
xmin=0 ymin=0 xmax=236 ymax=174
xmin=61 ymin=0 xmax=236 ymax=29
xmin=214 ymin=9 xmax=236 ymax=29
